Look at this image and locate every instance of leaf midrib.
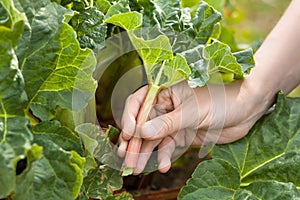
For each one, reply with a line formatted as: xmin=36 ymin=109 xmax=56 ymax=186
xmin=240 ymin=152 xmax=285 ymax=181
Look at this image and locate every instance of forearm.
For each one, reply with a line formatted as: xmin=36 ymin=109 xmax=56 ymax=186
xmin=249 ymin=0 xmax=300 ymax=98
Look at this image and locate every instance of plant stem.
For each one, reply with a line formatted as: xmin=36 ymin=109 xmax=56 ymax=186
xmin=25 ymin=108 xmax=39 ymax=126
xmin=154 ymin=61 xmax=166 ymax=86
xmin=123 ymin=84 xmax=161 ymax=173
xmin=83 ymin=0 xmax=89 ymax=6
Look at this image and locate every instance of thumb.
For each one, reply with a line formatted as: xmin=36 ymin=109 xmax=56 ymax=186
xmin=141 ymin=106 xmax=191 ymax=140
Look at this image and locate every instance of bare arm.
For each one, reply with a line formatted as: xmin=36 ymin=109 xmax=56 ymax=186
xmin=247 ymin=0 xmax=300 ymax=99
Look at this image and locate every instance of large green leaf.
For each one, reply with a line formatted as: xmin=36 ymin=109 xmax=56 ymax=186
xmin=105 ymin=11 xmax=143 ymax=31
xmin=0 ymin=0 xmax=24 ymax=46
xmin=0 ymin=1 xmax=35 ymax=197
xmin=0 ymin=118 xmax=85 ymax=200
xmin=33 ymin=121 xmax=83 ymax=155
xmin=0 ymin=117 xmax=39 ymax=198
xmin=104 ymin=0 xmax=131 ymax=20
xmin=15 ymin=139 xmax=84 ymax=200
xmin=179 ymin=94 xmax=300 ymax=199
xmin=0 ymin=0 xmax=27 ymax=116
xmin=1 ymin=0 xmax=95 ymax=199
xmin=203 ymin=41 xmax=244 ymax=79
xmin=15 ymin=0 xmax=97 ymax=121
xmin=76 ymin=124 xmax=131 ymax=200
xmin=106 ymin=12 xmax=191 ymax=87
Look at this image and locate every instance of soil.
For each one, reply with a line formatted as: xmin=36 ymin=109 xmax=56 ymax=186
xmin=122 ymin=149 xmax=209 ymax=199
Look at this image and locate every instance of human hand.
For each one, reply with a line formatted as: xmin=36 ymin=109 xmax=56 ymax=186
xmin=118 ymin=79 xmax=274 ymax=174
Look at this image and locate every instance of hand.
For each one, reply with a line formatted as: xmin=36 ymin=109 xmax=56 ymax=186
xmin=118 ymin=79 xmax=274 ymax=174
xmin=118 ymin=0 xmax=300 ymax=174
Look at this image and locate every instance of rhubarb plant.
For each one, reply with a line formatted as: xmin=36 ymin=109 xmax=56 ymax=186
xmin=6 ymin=0 xmax=295 ymax=199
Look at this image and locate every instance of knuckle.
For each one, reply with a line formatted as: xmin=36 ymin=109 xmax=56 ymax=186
xmin=160 ymin=115 xmax=174 ymax=134
xmin=126 ymin=94 xmax=134 ymax=106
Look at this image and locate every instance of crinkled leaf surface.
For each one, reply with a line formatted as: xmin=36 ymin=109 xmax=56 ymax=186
xmin=0 ymin=0 xmax=97 ymax=199
xmin=14 ymin=140 xmax=84 ymax=200
xmin=76 ymin=124 xmax=131 ymax=200
xmin=15 ymin=0 xmax=97 ymax=121
xmin=76 ymin=123 xmax=119 ymax=168
xmin=0 ymin=0 xmax=35 ymax=197
xmin=181 ymin=41 xmax=253 ymax=87
xmin=105 ymin=11 xmax=142 ymax=31
xmin=0 ymin=0 xmax=27 ymax=116
xmin=135 ymin=0 xmax=221 ymax=49
xmin=69 ymin=6 xmax=107 ymax=49
xmin=33 ymin=121 xmax=83 ymax=155
xmin=233 ymin=48 xmax=255 ymax=75
xmin=203 ymin=41 xmax=244 ymax=79
xmin=0 ymin=117 xmax=38 ymax=198
xmin=179 ymin=94 xmax=300 ymax=200
xmin=104 ymin=0 xmax=130 ymax=20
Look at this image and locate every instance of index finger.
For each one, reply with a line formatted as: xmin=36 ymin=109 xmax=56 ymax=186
xmin=121 ymin=85 xmax=149 ymax=140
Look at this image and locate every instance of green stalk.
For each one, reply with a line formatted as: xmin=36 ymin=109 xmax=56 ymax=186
xmin=25 ymin=108 xmax=39 ymax=126
xmin=83 ymin=0 xmax=89 ymax=6
xmin=122 ymin=84 xmax=161 ymax=175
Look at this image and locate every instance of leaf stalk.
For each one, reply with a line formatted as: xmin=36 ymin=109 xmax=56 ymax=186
xmin=123 ymin=84 xmax=161 ymax=173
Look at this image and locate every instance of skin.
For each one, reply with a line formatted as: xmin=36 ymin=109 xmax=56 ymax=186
xmin=118 ymin=0 xmax=300 ymax=174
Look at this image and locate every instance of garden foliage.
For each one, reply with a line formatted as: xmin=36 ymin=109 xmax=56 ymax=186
xmin=0 ymin=0 xmax=299 ymax=199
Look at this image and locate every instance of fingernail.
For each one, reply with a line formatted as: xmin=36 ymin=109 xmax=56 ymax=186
xmin=159 ymin=158 xmax=171 ymax=173
xmin=142 ymin=122 xmax=157 ymax=138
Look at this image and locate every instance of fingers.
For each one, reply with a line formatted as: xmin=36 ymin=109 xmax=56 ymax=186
xmin=133 ymin=136 xmax=176 ymax=174
xmin=121 ymin=86 xmax=149 ymax=140
xmin=132 ymin=132 xmax=191 ymax=174
xmin=117 ymin=135 xmax=128 ymax=157
xmin=133 ymin=139 xmax=161 ymax=174
xmin=141 ymin=96 xmax=200 ymax=140
xmin=157 ymin=136 xmax=176 ymax=173
xmin=140 ymin=109 xmax=181 ymax=139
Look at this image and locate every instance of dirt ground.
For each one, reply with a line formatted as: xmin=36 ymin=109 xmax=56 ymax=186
xmin=122 ymin=149 xmax=208 ymax=199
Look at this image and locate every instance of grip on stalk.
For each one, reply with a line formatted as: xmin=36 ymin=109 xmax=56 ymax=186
xmin=122 ymin=84 xmax=161 ymax=175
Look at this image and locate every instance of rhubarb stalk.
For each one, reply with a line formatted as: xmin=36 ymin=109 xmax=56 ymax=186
xmin=122 ymin=84 xmax=161 ymax=175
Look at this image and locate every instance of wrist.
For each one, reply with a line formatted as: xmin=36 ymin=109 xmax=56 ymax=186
xmin=243 ymin=71 xmax=277 ymax=115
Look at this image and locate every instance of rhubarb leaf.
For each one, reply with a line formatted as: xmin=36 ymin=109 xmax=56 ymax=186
xmin=15 ymin=0 xmax=97 ymax=121
xmin=76 ymin=124 xmax=131 ymax=200
xmin=104 ymin=0 xmax=130 ymax=20
xmin=204 ymin=41 xmax=244 ymax=79
xmin=33 ymin=121 xmax=83 ymax=155
xmin=14 ymin=141 xmax=84 ymax=200
xmin=0 ymin=0 xmax=95 ymax=199
xmin=69 ymin=6 xmax=107 ymax=49
xmin=0 ymin=0 xmax=27 ymax=116
xmin=181 ymin=41 xmax=253 ymax=87
xmin=105 ymin=11 xmax=142 ymax=30
xmin=0 ymin=117 xmax=37 ymax=198
xmin=0 ymin=1 xmax=34 ymax=197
